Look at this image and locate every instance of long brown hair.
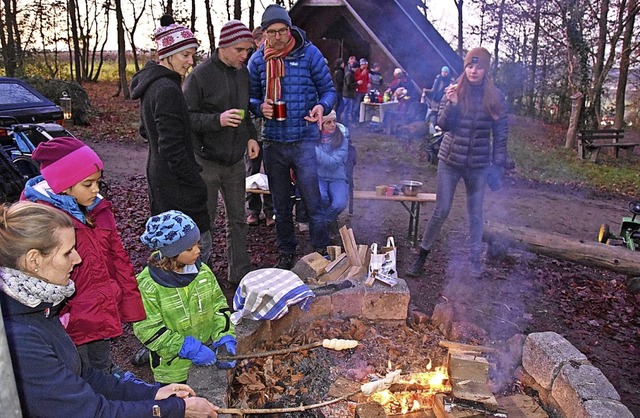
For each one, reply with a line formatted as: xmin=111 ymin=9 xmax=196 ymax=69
xmin=455 ymin=72 xmax=504 ymax=120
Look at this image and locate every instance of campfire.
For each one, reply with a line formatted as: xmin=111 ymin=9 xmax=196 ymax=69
xmin=368 ymin=364 xmax=452 ymax=415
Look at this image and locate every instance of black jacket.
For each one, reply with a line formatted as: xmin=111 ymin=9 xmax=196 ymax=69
xmin=130 ymin=61 xmax=210 ymax=232
xmin=183 ymin=52 xmax=257 ymax=166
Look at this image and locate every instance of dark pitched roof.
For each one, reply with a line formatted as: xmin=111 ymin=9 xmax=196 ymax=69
xmin=290 ymin=0 xmax=463 ymax=89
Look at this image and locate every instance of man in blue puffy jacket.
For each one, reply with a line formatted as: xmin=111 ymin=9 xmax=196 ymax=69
xmin=248 ymin=4 xmax=337 ymax=269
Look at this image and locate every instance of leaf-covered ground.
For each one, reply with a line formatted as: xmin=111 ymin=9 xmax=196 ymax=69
xmin=79 ymin=82 xmax=639 ymax=416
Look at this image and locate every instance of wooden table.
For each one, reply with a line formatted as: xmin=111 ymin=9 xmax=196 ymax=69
xmin=247 ymin=188 xmax=437 ymax=245
xmin=359 ymin=101 xmax=399 ymax=123
xmin=352 ymin=191 xmax=436 ymax=244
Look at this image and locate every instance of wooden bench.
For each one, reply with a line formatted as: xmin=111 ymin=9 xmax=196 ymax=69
xmin=577 ymin=129 xmax=639 ymax=162
xmin=246 ymin=188 xmax=437 ymax=244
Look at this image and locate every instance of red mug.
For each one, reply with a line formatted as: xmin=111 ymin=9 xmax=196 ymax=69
xmin=273 ymin=101 xmax=287 ymax=121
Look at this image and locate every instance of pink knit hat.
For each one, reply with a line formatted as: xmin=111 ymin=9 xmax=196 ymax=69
xmin=32 ymin=137 xmax=104 ymax=194
xmin=154 ymin=15 xmax=199 ymax=60
xmin=218 ymin=20 xmax=253 ymax=48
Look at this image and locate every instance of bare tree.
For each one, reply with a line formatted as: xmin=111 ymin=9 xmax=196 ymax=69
xmin=114 ymin=0 xmax=130 ymax=98
xmin=454 ymin=0 xmax=464 ymax=55
xmin=204 ymin=0 xmax=215 ymax=53
xmin=123 ymin=0 xmax=147 ymax=72
xmin=614 ymin=0 xmax=640 ymax=129
xmin=1 ymin=0 xmax=20 ymax=76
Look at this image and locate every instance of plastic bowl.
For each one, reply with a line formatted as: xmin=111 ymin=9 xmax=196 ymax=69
xmin=400 ymin=180 xmax=423 ymax=196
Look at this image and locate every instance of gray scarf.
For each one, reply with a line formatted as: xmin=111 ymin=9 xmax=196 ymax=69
xmin=0 ymin=267 xmax=75 ymax=307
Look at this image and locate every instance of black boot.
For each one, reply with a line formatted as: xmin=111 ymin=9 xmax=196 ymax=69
xmin=406 ymin=248 xmax=430 ymax=278
xmin=274 ymin=253 xmax=295 ymax=270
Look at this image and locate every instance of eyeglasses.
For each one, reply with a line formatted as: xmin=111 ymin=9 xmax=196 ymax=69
xmin=265 ymin=27 xmax=290 ymax=37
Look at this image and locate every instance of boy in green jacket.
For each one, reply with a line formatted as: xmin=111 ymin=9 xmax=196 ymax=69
xmin=133 ymin=210 xmax=236 ymax=384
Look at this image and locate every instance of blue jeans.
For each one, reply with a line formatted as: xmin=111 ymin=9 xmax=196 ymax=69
xmin=263 ymin=141 xmax=329 ymax=253
xmin=419 ymin=161 xmax=489 ymax=259
xmin=319 ymin=178 xmax=348 ymax=222
xmin=340 ymin=97 xmax=353 ymax=124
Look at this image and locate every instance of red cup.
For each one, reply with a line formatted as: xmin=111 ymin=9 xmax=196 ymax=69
xmin=273 ymin=101 xmax=287 ymax=121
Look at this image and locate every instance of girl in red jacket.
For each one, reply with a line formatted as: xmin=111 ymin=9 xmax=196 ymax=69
xmin=23 ymin=136 xmax=146 ymax=375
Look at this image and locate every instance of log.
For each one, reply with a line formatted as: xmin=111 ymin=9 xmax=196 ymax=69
xmin=482 ymin=221 xmax=640 ymax=276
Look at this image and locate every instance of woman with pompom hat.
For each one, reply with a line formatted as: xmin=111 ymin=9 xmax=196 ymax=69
xmin=130 ymin=15 xmax=213 ymax=265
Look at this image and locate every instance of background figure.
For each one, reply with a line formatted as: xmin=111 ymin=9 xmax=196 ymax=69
xmin=23 ymin=136 xmax=145 ymax=375
xmin=423 ymin=66 xmax=454 ymax=125
xmin=130 ymin=15 xmax=212 ymax=264
xmin=332 ymin=58 xmax=345 ymax=123
xmin=134 ymin=210 xmax=236 ymax=385
xmin=0 ymin=201 xmax=218 ymax=418
xmin=369 ymin=62 xmax=384 ymax=91
xmin=182 ymin=20 xmax=259 ymax=284
xmin=406 ymin=47 xmax=508 ymax=278
xmin=315 ymin=110 xmax=349 ymax=240
xmin=245 ymin=26 xmax=275 ymax=228
xmin=353 ymin=58 xmax=370 ymax=123
xmin=247 ymin=4 xmax=336 ymax=269
xmin=341 ymin=60 xmax=358 ymax=126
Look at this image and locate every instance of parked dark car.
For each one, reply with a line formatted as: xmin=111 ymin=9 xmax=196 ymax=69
xmin=0 ymin=77 xmax=74 ymax=182
xmin=0 ymin=77 xmax=64 ymax=124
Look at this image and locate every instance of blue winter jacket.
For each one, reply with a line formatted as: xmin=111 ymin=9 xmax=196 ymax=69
xmin=316 ymin=123 xmax=349 ymax=181
xmin=0 ymin=287 xmax=185 ymax=418
xmin=248 ymin=27 xmax=336 ymax=143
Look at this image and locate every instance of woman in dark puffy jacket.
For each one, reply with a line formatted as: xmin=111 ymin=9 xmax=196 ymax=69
xmin=406 ymin=47 xmax=508 ymax=278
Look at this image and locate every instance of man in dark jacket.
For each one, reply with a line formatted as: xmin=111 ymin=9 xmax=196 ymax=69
xmin=183 ymin=20 xmax=259 ymax=284
xmin=248 ymin=4 xmax=336 ymax=269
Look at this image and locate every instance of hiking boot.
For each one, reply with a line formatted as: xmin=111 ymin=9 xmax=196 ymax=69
xmin=265 ymin=214 xmax=275 ymax=227
xmin=274 ymin=253 xmax=295 ymax=270
xmin=405 ymin=248 xmax=430 ymax=278
xmin=246 ymin=214 xmax=259 ymax=226
xmin=131 ymin=347 xmax=150 ymax=366
xmin=469 ymin=256 xmax=483 ymax=278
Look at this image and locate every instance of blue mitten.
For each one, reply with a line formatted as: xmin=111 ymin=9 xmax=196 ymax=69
xmin=487 ymin=164 xmax=504 ymax=191
xmin=211 ymin=335 xmax=237 ymax=369
xmin=179 ymin=336 xmax=216 ymax=366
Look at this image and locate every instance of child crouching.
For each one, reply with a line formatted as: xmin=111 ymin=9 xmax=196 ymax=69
xmin=133 ymin=210 xmax=236 ymax=385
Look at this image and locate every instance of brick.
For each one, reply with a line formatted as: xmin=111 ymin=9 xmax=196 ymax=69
xmin=552 ymin=363 xmax=620 ymax=418
xmin=362 ymin=278 xmax=410 ymax=320
xmin=305 ymin=293 xmax=333 ymax=319
xmin=522 ymin=332 xmax=589 ymax=389
xmin=410 ymin=309 xmax=430 ymax=324
xmin=582 ymin=399 xmax=634 ymax=418
xmin=331 ymin=285 xmax=364 ymax=318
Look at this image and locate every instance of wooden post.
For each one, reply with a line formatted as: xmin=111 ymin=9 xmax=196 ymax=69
xmin=565 ymin=92 xmax=583 ymax=149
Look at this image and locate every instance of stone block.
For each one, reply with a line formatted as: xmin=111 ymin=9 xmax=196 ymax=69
xmin=187 ymin=366 xmax=231 ymax=417
xmin=582 ymin=399 xmax=634 ymax=418
xmin=431 ymin=302 xmax=453 ymax=336
xmin=331 ymin=285 xmax=364 ymax=318
xmin=552 ymin=363 xmax=621 ymax=418
xmin=362 ymin=278 xmax=410 ymax=320
xmin=522 ymin=331 xmax=589 ymax=389
xmin=306 ymin=293 xmax=333 ymax=319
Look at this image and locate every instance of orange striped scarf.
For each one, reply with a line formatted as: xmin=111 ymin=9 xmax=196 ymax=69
xmin=263 ymin=36 xmax=295 ymax=101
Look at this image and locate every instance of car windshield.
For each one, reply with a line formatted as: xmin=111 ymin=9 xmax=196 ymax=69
xmin=0 ymin=83 xmax=43 ymax=105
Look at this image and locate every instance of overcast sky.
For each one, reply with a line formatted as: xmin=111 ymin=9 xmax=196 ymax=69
xmin=113 ymin=0 xmax=460 ymax=52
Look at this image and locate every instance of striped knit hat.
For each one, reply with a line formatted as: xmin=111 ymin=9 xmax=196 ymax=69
xmin=218 ymin=20 xmax=253 ymax=48
xmin=154 ymin=15 xmax=199 ymax=60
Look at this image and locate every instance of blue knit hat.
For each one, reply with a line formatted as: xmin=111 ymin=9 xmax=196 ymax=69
xmin=141 ymin=210 xmax=200 ymax=258
xmin=441 ymin=66 xmax=450 ymax=73
xmin=261 ymin=4 xmax=292 ymax=30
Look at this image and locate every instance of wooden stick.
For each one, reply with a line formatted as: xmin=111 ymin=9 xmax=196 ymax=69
xmin=439 ymin=340 xmax=496 ymax=353
xmin=325 ymin=252 xmax=347 ymax=272
xmin=218 ymin=341 xmax=323 ymax=361
xmin=218 ymin=390 xmax=361 ymax=415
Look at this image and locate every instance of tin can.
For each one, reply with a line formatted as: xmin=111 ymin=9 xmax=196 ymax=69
xmin=273 ymin=101 xmax=287 ymax=121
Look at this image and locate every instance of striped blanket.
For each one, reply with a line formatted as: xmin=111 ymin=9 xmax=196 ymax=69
xmin=231 ymin=268 xmax=315 ymax=325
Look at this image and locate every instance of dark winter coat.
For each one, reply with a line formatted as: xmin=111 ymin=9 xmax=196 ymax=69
xmin=342 ymin=66 xmax=357 ymax=99
xmin=0 ymin=288 xmax=186 ymax=418
xmin=183 ymin=52 xmax=257 ymax=166
xmin=22 ymin=178 xmax=146 ymax=346
xmin=247 ymin=27 xmax=336 ymax=143
xmin=437 ymin=82 xmax=509 ymax=168
xmin=130 ymin=61 xmax=210 ymax=232
xmin=332 ymin=66 xmax=345 ymax=94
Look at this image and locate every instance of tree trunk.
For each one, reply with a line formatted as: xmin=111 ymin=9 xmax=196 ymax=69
xmin=483 ymin=221 xmax=640 ymax=277
xmin=2 ymin=0 xmax=18 ymax=77
xmin=204 ymin=0 xmax=215 ymax=54
xmin=614 ymin=0 xmax=639 ymax=130
xmin=565 ymin=92 xmax=583 ymax=149
xmin=492 ymin=0 xmax=506 ymax=74
xmin=68 ymin=0 xmax=83 ymax=84
xmin=234 ymin=0 xmax=241 ymax=19
xmin=115 ymin=0 xmax=130 ymax=99
xmin=527 ymin=0 xmax=541 ymax=115
xmin=454 ymin=0 xmax=464 ymax=56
